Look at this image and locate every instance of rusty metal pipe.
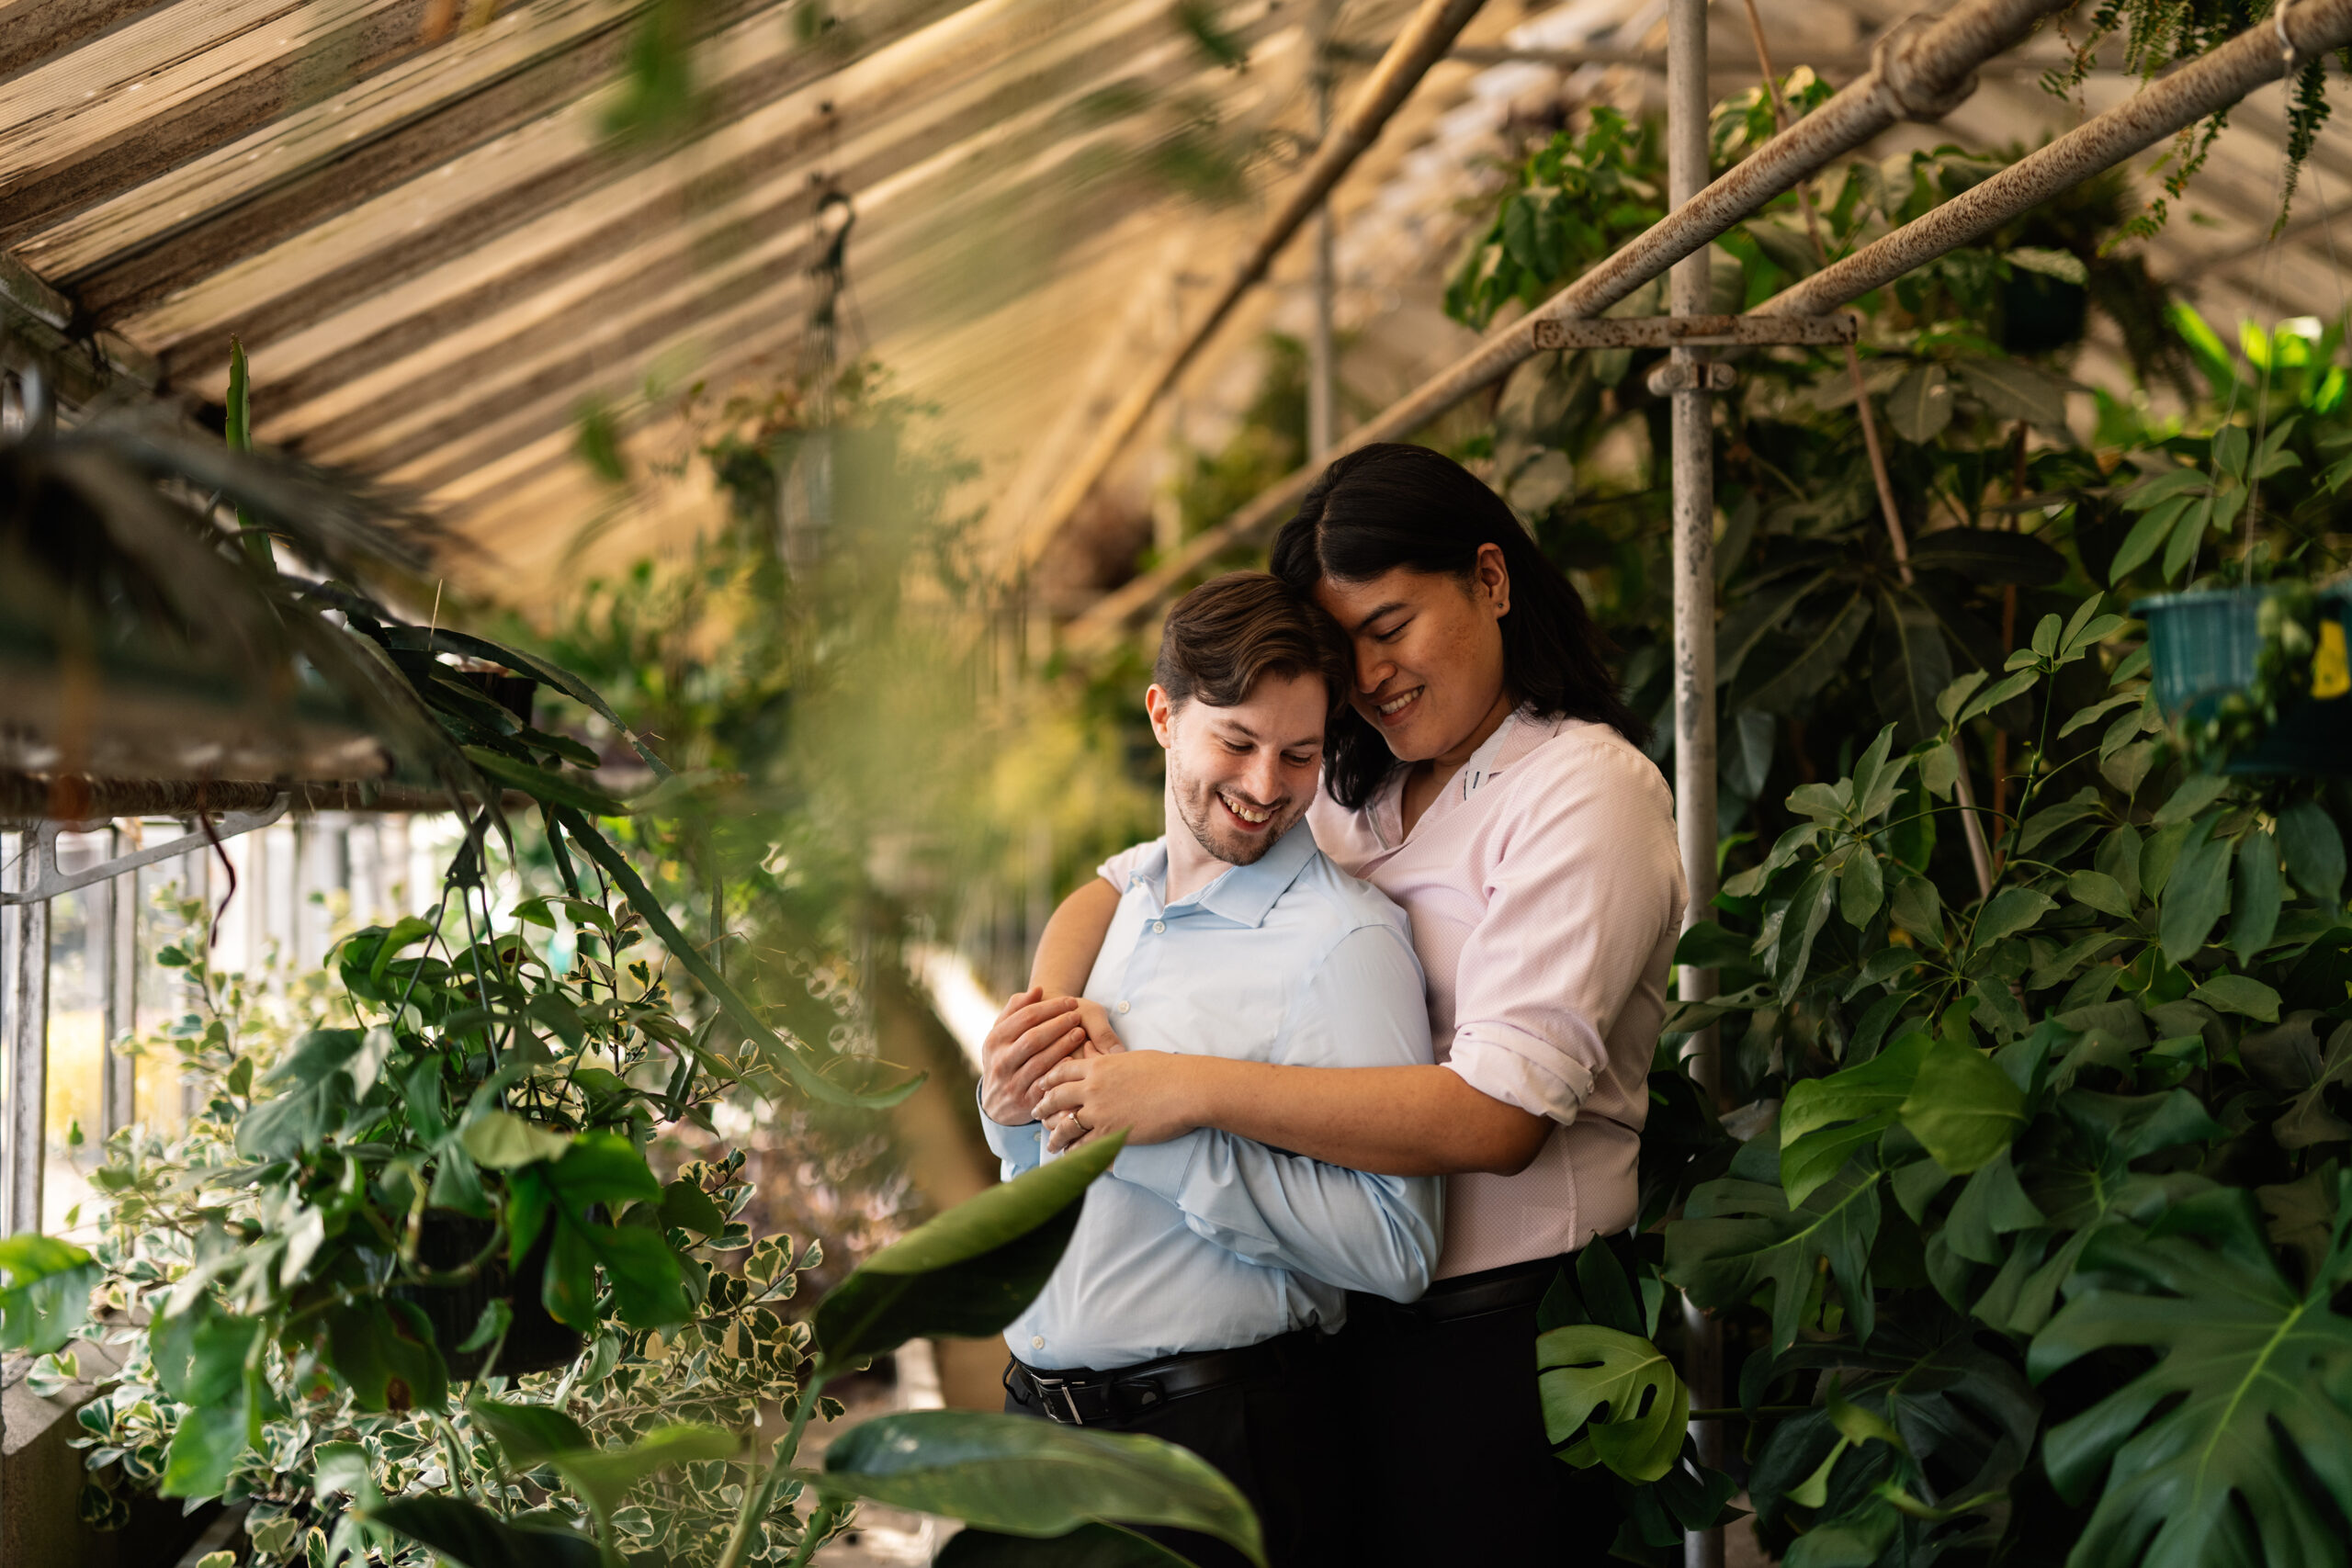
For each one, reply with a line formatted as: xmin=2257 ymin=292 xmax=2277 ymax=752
xmin=1014 ymin=0 xmax=1490 ymax=570
xmin=1757 ymin=0 xmax=2352 ymax=319
xmin=1065 ymin=0 xmax=2070 ymax=649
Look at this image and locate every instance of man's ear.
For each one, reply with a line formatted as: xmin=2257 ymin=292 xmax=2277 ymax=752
xmin=1144 ymin=683 xmax=1179 ymax=749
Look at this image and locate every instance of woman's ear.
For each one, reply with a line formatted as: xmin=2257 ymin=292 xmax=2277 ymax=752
xmin=1476 ymin=541 xmax=1512 ymax=619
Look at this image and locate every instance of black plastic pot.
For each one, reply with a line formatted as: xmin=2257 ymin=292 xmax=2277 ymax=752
xmin=397 ymin=1213 xmax=581 ymax=1380
xmin=2141 ymin=585 xmax=2352 ymax=774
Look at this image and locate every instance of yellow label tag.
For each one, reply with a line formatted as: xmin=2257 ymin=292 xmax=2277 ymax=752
xmin=2315 ymin=617 xmax=2350 ymax=700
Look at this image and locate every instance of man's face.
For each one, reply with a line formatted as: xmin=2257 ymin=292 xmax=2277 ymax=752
xmin=1147 ymin=671 xmax=1328 ymax=867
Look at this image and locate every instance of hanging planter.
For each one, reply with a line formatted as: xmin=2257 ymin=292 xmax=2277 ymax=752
xmin=2140 ymin=582 xmax=2352 ymax=773
xmin=394 ymin=1213 xmax=582 ymax=1379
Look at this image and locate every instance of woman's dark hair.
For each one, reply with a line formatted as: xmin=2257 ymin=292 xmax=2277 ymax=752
xmin=1271 ymin=442 xmax=1647 ymax=809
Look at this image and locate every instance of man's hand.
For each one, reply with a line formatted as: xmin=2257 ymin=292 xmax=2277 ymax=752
xmin=1035 ymin=1050 xmax=1207 ymax=1152
xmin=978 ymin=989 xmax=1126 ymax=1124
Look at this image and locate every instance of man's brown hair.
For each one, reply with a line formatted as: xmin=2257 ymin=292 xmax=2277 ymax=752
xmin=1153 ymin=570 xmax=1351 ymax=711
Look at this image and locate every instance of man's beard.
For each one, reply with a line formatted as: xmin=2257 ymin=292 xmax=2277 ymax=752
xmin=1168 ymin=750 xmax=1301 ymax=868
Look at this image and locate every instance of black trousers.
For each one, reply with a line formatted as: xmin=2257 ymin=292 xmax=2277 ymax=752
xmin=1002 ymin=1341 xmax=1337 ymax=1568
xmin=1330 ymin=1257 xmax=1625 ymax=1564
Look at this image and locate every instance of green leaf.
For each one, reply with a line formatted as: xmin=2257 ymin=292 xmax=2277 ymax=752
xmin=548 ymin=1218 xmax=692 ymax=1330
xmin=820 ymin=1411 xmax=1263 ymax=1564
xmin=2066 ymin=871 xmax=2134 ymax=919
xmin=1958 ymin=670 xmax=2036 ymax=726
xmin=548 ymin=1424 xmax=741 ymax=1519
xmin=1749 ymin=593 xmax=1873 ymax=716
xmin=163 ymin=1399 xmax=251 ymax=1499
xmin=818 ymin=1134 xmax=1125 ymax=1362
xmin=0 ymin=1234 xmax=97 ymax=1356
xmin=460 ymin=1111 xmax=575 ymax=1171
xmin=2230 ymin=828 xmax=2284 ymax=963
xmin=1886 ymin=364 xmax=1953 ymax=443
xmin=1838 ymin=848 xmax=1885 ymax=929
xmin=2279 ymin=799 xmax=2346 ymax=908
xmin=1973 ymin=888 xmax=2055 ymax=948
xmin=1898 ymin=1035 xmax=2026 ymax=1175
xmin=661 ymin=1177 xmax=729 ymax=1237
xmin=467 ymin=1396 xmax=594 ymax=1465
xmin=2030 ymin=1185 xmax=2352 ymax=1566
xmin=2158 ymin=823 xmax=2233 ymax=964
xmin=1781 ymin=1032 xmax=1932 ymax=1201
xmin=460 ymin=746 xmax=631 ymax=818
xmin=2187 ymin=975 xmax=2281 ymax=1021
xmin=2152 ymin=773 xmax=2230 ymax=827
xmin=1537 ymin=1325 xmax=1690 ymax=1483
xmin=936 ymin=1525 xmax=1197 ymax=1567
xmin=2161 ymin=489 xmax=2213 ymax=581
xmin=1936 ymin=671 xmax=1989 ymax=727
xmin=2109 ymin=496 xmax=2187 ymax=581
xmin=366 ymin=1495 xmax=605 ymax=1568
xmin=1668 ymin=1160 xmax=1883 ymax=1353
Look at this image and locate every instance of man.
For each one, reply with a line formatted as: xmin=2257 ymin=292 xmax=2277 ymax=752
xmin=977 ymin=571 xmax=1441 ymax=1568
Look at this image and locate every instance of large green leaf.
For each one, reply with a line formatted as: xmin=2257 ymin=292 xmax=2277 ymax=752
xmin=1898 ymin=1034 xmax=2027 ymax=1175
xmin=0 ymin=1234 xmax=97 ymax=1355
xmin=1536 ymin=1325 xmax=1689 ymax=1483
xmin=937 ymin=1524 xmax=1198 ymax=1566
xmin=2030 ymin=1183 xmax=2352 ymax=1566
xmin=152 ymin=1295 xmax=265 ymax=1497
xmin=1779 ymin=1032 xmax=1931 ymax=1205
xmin=820 ymin=1411 xmax=1261 ymax=1564
xmin=2157 ymin=818 xmax=2233 ymax=963
xmin=1668 ymin=1152 xmax=1883 ymax=1353
xmin=366 ymin=1495 xmax=605 ymax=1568
xmin=817 ymin=1134 xmax=1124 ymax=1362
xmin=1748 ymin=592 xmax=1872 ymax=716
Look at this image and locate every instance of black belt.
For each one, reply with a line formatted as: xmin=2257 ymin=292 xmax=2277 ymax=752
xmin=1005 ymin=1327 xmax=1320 ymax=1427
xmin=1347 ymin=1254 xmax=1566 ymax=1334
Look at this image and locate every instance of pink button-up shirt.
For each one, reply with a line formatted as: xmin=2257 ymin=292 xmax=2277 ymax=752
xmin=1305 ymin=709 xmax=1685 ymax=1279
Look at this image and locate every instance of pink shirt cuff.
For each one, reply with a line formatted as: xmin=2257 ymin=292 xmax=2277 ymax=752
xmin=1443 ymin=1018 xmax=1600 ymax=1124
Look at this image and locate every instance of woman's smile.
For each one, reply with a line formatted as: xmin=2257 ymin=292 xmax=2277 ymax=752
xmin=1372 ymin=685 xmax=1424 ymax=723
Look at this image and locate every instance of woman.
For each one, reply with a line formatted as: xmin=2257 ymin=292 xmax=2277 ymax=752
xmin=990 ymin=443 xmax=1685 ymax=1557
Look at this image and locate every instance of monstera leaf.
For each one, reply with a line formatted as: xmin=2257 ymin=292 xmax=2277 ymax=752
xmin=1537 ymin=1325 xmax=1689 ymax=1482
xmin=2030 ymin=1181 xmax=2352 ymax=1566
xmin=1668 ymin=1131 xmax=1884 ymax=1353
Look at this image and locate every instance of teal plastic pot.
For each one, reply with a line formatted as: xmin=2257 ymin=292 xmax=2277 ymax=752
xmin=2137 ymin=585 xmax=2352 ymax=774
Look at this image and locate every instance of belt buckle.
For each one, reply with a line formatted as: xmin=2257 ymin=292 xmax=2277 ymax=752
xmin=1028 ymin=1371 xmax=1085 ymax=1426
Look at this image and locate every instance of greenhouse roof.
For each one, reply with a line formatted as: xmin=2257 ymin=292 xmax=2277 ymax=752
xmin=5 ymin=0 xmax=2351 ymax=592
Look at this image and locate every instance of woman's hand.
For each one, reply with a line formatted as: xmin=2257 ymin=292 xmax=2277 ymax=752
xmin=978 ymin=989 xmax=1128 ymax=1124
xmin=1035 ymin=1050 xmax=1207 ymax=1151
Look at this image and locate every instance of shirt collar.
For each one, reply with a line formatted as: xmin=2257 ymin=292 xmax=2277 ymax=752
xmin=1140 ymin=819 xmax=1320 ymax=929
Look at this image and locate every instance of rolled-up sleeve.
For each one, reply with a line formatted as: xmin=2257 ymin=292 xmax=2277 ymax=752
xmin=1111 ymin=922 xmax=1442 ymax=1300
xmin=1445 ymin=741 xmax=1684 ymax=1124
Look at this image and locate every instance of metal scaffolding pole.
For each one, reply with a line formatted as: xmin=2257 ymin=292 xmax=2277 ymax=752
xmin=1065 ymin=0 xmax=2070 ymax=651
xmin=4 ymin=831 xmax=49 ymax=1234
xmin=1665 ymin=5 xmax=1724 ymax=1565
xmin=1758 ymin=0 xmax=2352 ymax=321
xmin=1308 ymin=0 xmax=1341 ymax=462
xmin=1015 ymin=0 xmax=1489 ymax=570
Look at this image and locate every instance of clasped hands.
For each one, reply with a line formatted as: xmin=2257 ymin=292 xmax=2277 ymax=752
xmin=978 ymin=987 xmax=1201 ymax=1152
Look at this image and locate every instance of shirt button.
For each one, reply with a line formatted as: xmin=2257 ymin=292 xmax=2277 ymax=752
xmin=1116 ymin=1000 xmax=1131 ymax=1014
xmin=1030 ymin=1336 xmax=1045 ymax=1350
xmin=1152 ymin=919 xmax=1166 ymax=933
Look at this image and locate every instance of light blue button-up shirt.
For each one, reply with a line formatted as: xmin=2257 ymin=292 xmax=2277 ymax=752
xmin=982 ymin=821 xmax=1442 ymax=1371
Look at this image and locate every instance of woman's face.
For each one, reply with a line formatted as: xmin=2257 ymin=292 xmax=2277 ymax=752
xmin=1312 ymin=543 xmax=1511 ymax=764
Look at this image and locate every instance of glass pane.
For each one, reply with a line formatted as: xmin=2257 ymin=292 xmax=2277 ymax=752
xmin=42 ymin=831 xmax=108 ymax=1238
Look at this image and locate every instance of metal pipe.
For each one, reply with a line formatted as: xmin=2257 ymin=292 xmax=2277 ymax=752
xmin=1757 ymin=0 xmax=2352 ymax=319
xmin=4 ymin=831 xmax=50 ymax=1234
xmin=1666 ymin=6 xmax=1724 ymax=1566
xmin=1015 ymin=0 xmax=1490 ymax=570
xmin=1308 ymin=0 xmax=1341 ymax=461
xmin=1066 ymin=0 xmax=2070 ymax=649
